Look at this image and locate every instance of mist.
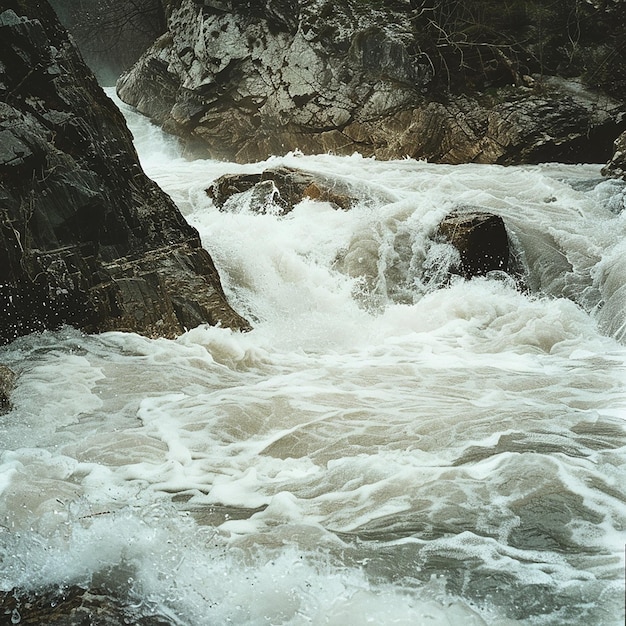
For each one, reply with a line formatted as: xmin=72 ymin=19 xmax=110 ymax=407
xmin=48 ymin=0 xmax=166 ymax=85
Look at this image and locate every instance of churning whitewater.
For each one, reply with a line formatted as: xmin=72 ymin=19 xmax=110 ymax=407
xmin=1 ymin=89 xmax=625 ymax=625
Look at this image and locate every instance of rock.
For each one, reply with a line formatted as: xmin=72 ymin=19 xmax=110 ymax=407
xmin=0 ymin=365 xmax=15 ymax=413
xmin=602 ymin=130 xmax=626 ymax=179
xmin=208 ymin=173 xmax=265 ymax=209
xmin=116 ymin=0 xmax=625 ymax=164
xmin=260 ymin=166 xmax=356 ymax=211
xmin=207 ymin=166 xmax=357 ymax=214
xmin=0 ymin=585 xmax=174 ymax=626
xmin=0 ymin=2 xmax=250 ymax=344
xmin=436 ymin=210 xmax=512 ymax=280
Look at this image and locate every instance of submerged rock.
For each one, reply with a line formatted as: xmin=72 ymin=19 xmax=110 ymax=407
xmin=0 ymin=2 xmax=250 ymax=344
xmin=0 ymin=364 xmax=15 ymax=413
xmin=0 ymin=586 xmax=174 ymax=626
xmin=436 ymin=210 xmax=517 ymax=281
xmin=117 ymin=0 xmax=625 ymax=164
xmin=207 ymin=166 xmax=357 ymax=214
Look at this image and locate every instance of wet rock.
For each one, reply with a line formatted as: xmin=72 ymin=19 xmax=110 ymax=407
xmin=0 ymin=364 xmax=15 ymax=413
xmin=436 ymin=210 xmax=511 ymax=279
xmin=207 ymin=173 xmax=265 ymax=208
xmin=0 ymin=585 xmax=174 ymax=626
xmin=259 ymin=166 xmax=356 ymax=211
xmin=117 ymin=0 xmax=625 ymax=164
xmin=602 ymin=130 xmax=626 ymax=180
xmin=207 ymin=166 xmax=357 ymax=214
xmin=0 ymin=2 xmax=250 ymax=344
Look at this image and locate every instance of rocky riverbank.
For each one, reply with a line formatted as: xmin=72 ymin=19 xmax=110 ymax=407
xmin=117 ymin=0 xmax=626 ymax=165
xmin=0 ymin=1 xmax=250 ymax=345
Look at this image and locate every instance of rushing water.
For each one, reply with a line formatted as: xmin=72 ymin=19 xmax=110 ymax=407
xmin=1 ymin=90 xmax=625 ymax=625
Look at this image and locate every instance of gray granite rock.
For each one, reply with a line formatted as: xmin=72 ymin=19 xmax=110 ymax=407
xmin=117 ymin=0 xmax=625 ymax=164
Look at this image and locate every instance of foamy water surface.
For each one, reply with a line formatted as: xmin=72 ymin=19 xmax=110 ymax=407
xmin=0 ymin=90 xmax=625 ymax=625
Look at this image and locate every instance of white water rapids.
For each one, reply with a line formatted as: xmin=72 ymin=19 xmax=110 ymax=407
xmin=0 ymin=89 xmax=625 ymax=625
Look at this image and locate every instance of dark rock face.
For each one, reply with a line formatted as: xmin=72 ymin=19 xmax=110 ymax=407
xmin=0 ymin=2 xmax=250 ymax=344
xmin=117 ymin=0 xmax=625 ymax=164
xmin=436 ymin=210 xmax=512 ymax=280
xmin=0 ymin=585 xmax=174 ymax=626
xmin=207 ymin=166 xmax=357 ymax=214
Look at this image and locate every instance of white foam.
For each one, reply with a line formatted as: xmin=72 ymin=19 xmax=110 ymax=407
xmin=0 ymin=91 xmax=623 ymax=624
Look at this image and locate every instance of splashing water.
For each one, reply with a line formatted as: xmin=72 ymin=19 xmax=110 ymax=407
xmin=0 ymin=89 xmax=624 ymax=625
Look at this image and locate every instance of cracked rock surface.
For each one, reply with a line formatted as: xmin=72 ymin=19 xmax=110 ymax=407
xmin=117 ymin=0 xmax=625 ymax=164
xmin=0 ymin=1 xmax=250 ymax=343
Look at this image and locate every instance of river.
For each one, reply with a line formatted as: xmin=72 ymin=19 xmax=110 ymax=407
xmin=0 ymin=89 xmax=625 ymax=625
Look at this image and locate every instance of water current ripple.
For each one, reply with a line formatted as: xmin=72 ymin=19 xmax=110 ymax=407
xmin=0 ymin=90 xmax=624 ymax=625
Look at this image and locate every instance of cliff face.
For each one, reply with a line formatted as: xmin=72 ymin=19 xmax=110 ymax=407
xmin=0 ymin=1 xmax=250 ymax=344
xmin=117 ymin=0 xmax=625 ymax=164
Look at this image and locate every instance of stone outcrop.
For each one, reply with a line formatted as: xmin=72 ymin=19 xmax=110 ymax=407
xmin=117 ymin=0 xmax=625 ymax=165
xmin=0 ymin=1 xmax=250 ymax=345
xmin=207 ymin=166 xmax=358 ymax=214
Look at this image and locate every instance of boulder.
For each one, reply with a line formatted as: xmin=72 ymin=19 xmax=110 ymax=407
xmin=0 ymin=2 xmax=250 ymax=344
xmin=116 ymin=0 xmax=625 ymax=164
xmin=436 ymin=210 xmax=512 ymax=280
xmin=207 ymin=166 xmax=357 ymax=214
